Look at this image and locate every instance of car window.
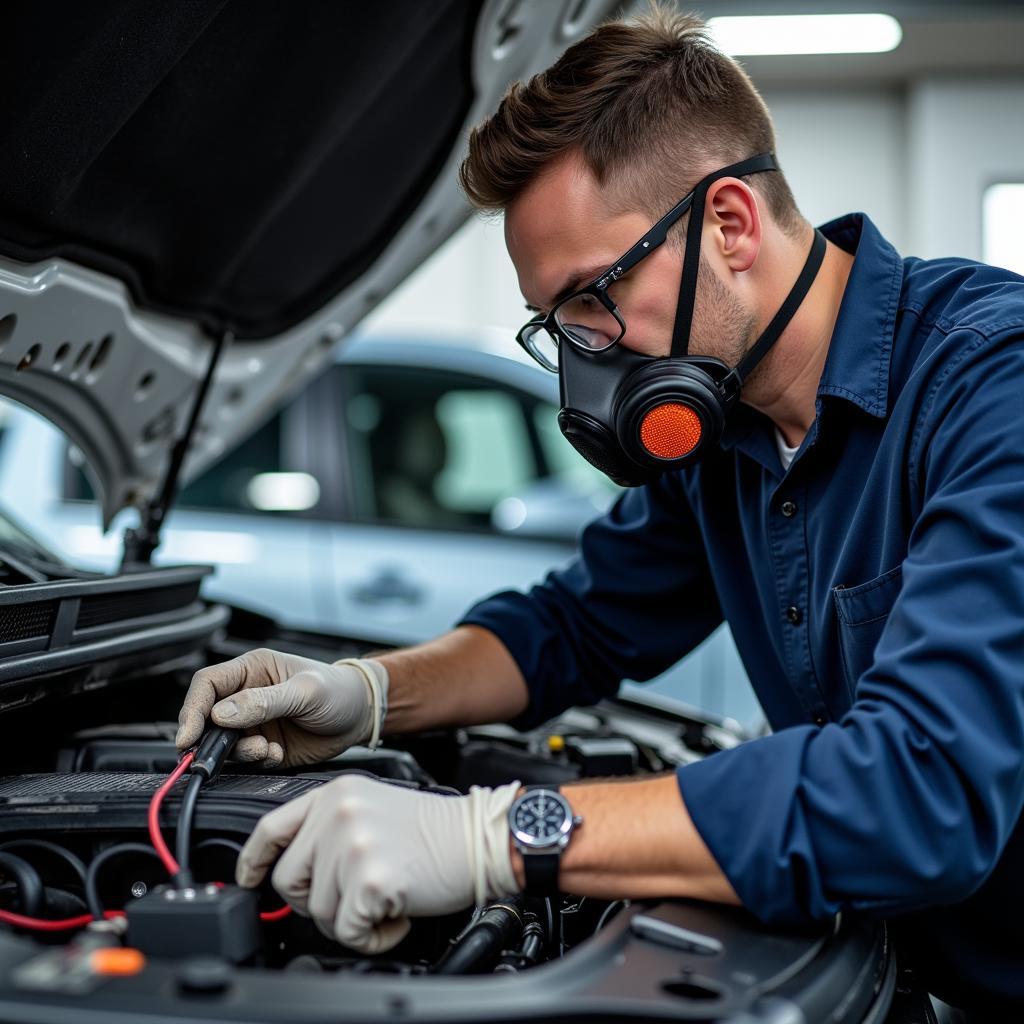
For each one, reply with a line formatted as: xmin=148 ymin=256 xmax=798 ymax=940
xmin=342 ymin=364 xmax=540 ymax=531
xmin=433 ymin=390 xmax=534 ymax=514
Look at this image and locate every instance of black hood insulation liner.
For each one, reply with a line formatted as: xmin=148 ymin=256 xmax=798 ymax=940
xmin=0 ymin=0 xmax=480 ymax=339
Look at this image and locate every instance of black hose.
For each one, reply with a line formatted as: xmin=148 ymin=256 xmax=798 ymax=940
xmin=0 ymin=840 xmax=88 ymax=886
xmin=0 ymin=852 xmax=44 ymax=917
xmin=85 ymin=843 xmax=163 ymax=921
xmin=193 ymin=837 xmax=244 ymax=860
xmin=175 ymin=772 xmax=205 ymax=883
xmin=433 ymin=899 xmax=524 ymax=975
xmin=518 ymin=918 xmax=545 ymax=964
xmin=494 ymin=914 xmax=545 ymax=973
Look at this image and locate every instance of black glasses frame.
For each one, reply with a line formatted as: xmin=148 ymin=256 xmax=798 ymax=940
xmin=515 ymin=187 xmax=697 ymax=372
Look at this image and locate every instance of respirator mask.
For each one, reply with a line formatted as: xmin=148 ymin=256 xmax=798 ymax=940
xmin=516 ymin=153 xmax=826 ymax=487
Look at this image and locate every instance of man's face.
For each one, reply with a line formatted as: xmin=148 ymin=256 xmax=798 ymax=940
xmin=505 ymin=152 xmax=754 ymax=366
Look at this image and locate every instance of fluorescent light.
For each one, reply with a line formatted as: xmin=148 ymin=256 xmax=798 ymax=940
xmin=707 ymin=14 xmax=902 ymax=56
xmin=983 ymin=184 xmax=1024 ymax=278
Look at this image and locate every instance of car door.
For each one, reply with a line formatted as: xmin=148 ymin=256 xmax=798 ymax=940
xmin=329 ymin=358 xmax=581 ymax=644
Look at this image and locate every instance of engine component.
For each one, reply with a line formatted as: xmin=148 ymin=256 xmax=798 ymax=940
xmin=433 ymin=898 xmax=525 ymax=976
xmin=57 ymin=735 xmax=435 ymax=786
xmin=0 ymin=853 xmax=43 ymax=918
xmin=565 ymin=736 xmax=639 ymax=777
xmin=495 ymin=913 xmax=545 ymax=973
xmin=453 ymin=741 xmax=579 ymax=790
xmin=125 ymin=883 xmax=260 ymax=963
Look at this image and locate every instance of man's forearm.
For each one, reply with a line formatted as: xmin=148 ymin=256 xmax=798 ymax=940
xmin=511 ymin=774 xmax=741 ymax=905
xmin=374 ymin=625 xmax=530 ymax=734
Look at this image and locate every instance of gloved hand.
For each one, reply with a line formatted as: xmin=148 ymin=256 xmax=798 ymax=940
xmin=174 ymin=648 xmax=387 ymax=770
xmin=236 ymin=774 xmax=521 ymax=953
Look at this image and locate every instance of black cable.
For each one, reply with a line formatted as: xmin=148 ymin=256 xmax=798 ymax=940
xmin=595 ymin=899 xmax=628 ymax=932
xmin=174 ymin=727 xmax=241 ymax=886
xmin=175 ymin=772 xmax=205 ymax=885
xmin=0 ymin=852 xmax=44 ymax=917
xmin=193 ymin=837 xmax=244 ymax=858
xmin=0 ymin=840 xmax=88 ymax=886
xmin=85 ymin=843 xmax=162 ymax=921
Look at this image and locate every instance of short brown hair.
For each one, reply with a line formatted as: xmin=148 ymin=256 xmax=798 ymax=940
xmin=460 ymin=4 xmax=803 ymax=237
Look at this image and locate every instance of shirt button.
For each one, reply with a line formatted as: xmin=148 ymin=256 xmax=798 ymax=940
xmin=813 ymin=715 xmax=826 ymax=726
xmin=785 ymin=606 xmax=803 ymax=625
xmin=780 ymin=500 xmax=797 ymax=518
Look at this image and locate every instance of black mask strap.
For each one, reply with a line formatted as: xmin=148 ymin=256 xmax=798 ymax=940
xmin=731 ymin=228 xmax=827 ymax=388
xmin=670 ymin=153 xmax=779 ymax=359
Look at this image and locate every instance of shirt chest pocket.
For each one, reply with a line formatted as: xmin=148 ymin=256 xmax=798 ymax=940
xmin=833 ymin=565 xmax=904 ymax=700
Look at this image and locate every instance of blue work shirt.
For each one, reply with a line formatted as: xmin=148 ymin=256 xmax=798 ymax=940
xmin=461 ymin=213 xmax=1024 ymax=1012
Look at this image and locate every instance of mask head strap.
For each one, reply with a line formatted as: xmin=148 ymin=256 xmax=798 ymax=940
xmin=732 ymin=228 xmax=827 ymax=388
xmin=670 ymin=153 xmax=779 ymax=359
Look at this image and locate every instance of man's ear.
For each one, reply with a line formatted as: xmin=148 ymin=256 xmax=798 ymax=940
xmin=704 ymin=178 xmax=761 ymax=273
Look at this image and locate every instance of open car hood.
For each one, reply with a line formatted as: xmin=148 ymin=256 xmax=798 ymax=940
xmin=0 ymin=0 xmax=620 ymax=528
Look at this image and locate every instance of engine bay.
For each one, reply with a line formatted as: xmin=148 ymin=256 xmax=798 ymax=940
xmin=0 ymin=614 xmax=898 ymax=1022
xmin=0 ymin=681 xmax=738 ymax=975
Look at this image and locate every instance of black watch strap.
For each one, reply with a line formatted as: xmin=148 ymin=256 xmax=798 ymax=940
xmin=522 ymin=850 xmax=560 ymax=897
xmin=522 ymin=785 xmax=562 ymax=897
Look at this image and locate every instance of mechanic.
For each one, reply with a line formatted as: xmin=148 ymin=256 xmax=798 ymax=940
xmin=176 ymin=7 xmax=1024 ymax=1018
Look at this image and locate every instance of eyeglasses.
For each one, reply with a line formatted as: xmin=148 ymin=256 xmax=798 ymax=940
xmin=515 ymin=186 xmax=698 ymax=373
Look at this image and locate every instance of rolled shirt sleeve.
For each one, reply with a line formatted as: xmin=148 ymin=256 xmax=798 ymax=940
xmin=677 ymin=330 xmax=1024 ymax=924
xmin=460 ymin=470 xmax=725 ymax=729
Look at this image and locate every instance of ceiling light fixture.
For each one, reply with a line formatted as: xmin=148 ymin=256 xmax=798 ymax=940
xmin=707 ymin=13 xmax=903 ymax=56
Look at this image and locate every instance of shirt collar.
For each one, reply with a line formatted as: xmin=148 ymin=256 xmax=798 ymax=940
xmin=721 ymin=212 xmax=902 ymax=451
xmin=814 ymin=212 xmax=902 ymax=419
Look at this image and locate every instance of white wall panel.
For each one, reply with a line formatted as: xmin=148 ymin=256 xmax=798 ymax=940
xmin=760 ymin=86 xmax=907 ymax=252
xmin=908 ymin=78 xmax=1024 ymax=261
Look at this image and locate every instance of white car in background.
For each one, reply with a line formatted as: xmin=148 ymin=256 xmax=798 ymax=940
xmin=0 ymin=326 xmax=760 ymax=728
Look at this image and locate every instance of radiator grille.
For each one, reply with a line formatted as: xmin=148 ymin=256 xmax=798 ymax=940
xmin=0 ymin=602 xmax=55 ymax=643
xmin=76 ymin=582 xmax=200 ymax=630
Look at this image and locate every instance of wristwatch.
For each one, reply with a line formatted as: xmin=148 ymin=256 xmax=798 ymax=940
xmin=507 ymin=785 xmax=582 ymax=896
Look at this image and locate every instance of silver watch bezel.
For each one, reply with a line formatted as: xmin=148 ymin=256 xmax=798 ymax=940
xmin=508 ymin=789 xmax=579 ymax=851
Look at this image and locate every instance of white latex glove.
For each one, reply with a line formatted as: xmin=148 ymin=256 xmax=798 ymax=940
xmin=175 ymin=648 xmax=387 ymax=770
xmin=236 ymin=774 xmax=521 ymax=953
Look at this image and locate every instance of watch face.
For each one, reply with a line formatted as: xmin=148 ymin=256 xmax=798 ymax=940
xmin=510 ymin=790 xmax=572 ymax=848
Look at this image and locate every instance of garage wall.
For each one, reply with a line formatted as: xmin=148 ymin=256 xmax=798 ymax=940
xmin=364 ymin=214 xmax=523 ymax=336
xmin=762 ymin=86 xmax=907 ymax=253
xmin=907 ymin=78 xmax=1024 ymax=261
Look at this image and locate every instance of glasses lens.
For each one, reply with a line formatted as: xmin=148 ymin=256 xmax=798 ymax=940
xmin=554 ymin=292 xmax=623 ymax=352
xmin=521 ymin=322 xmax=559 ymax=372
